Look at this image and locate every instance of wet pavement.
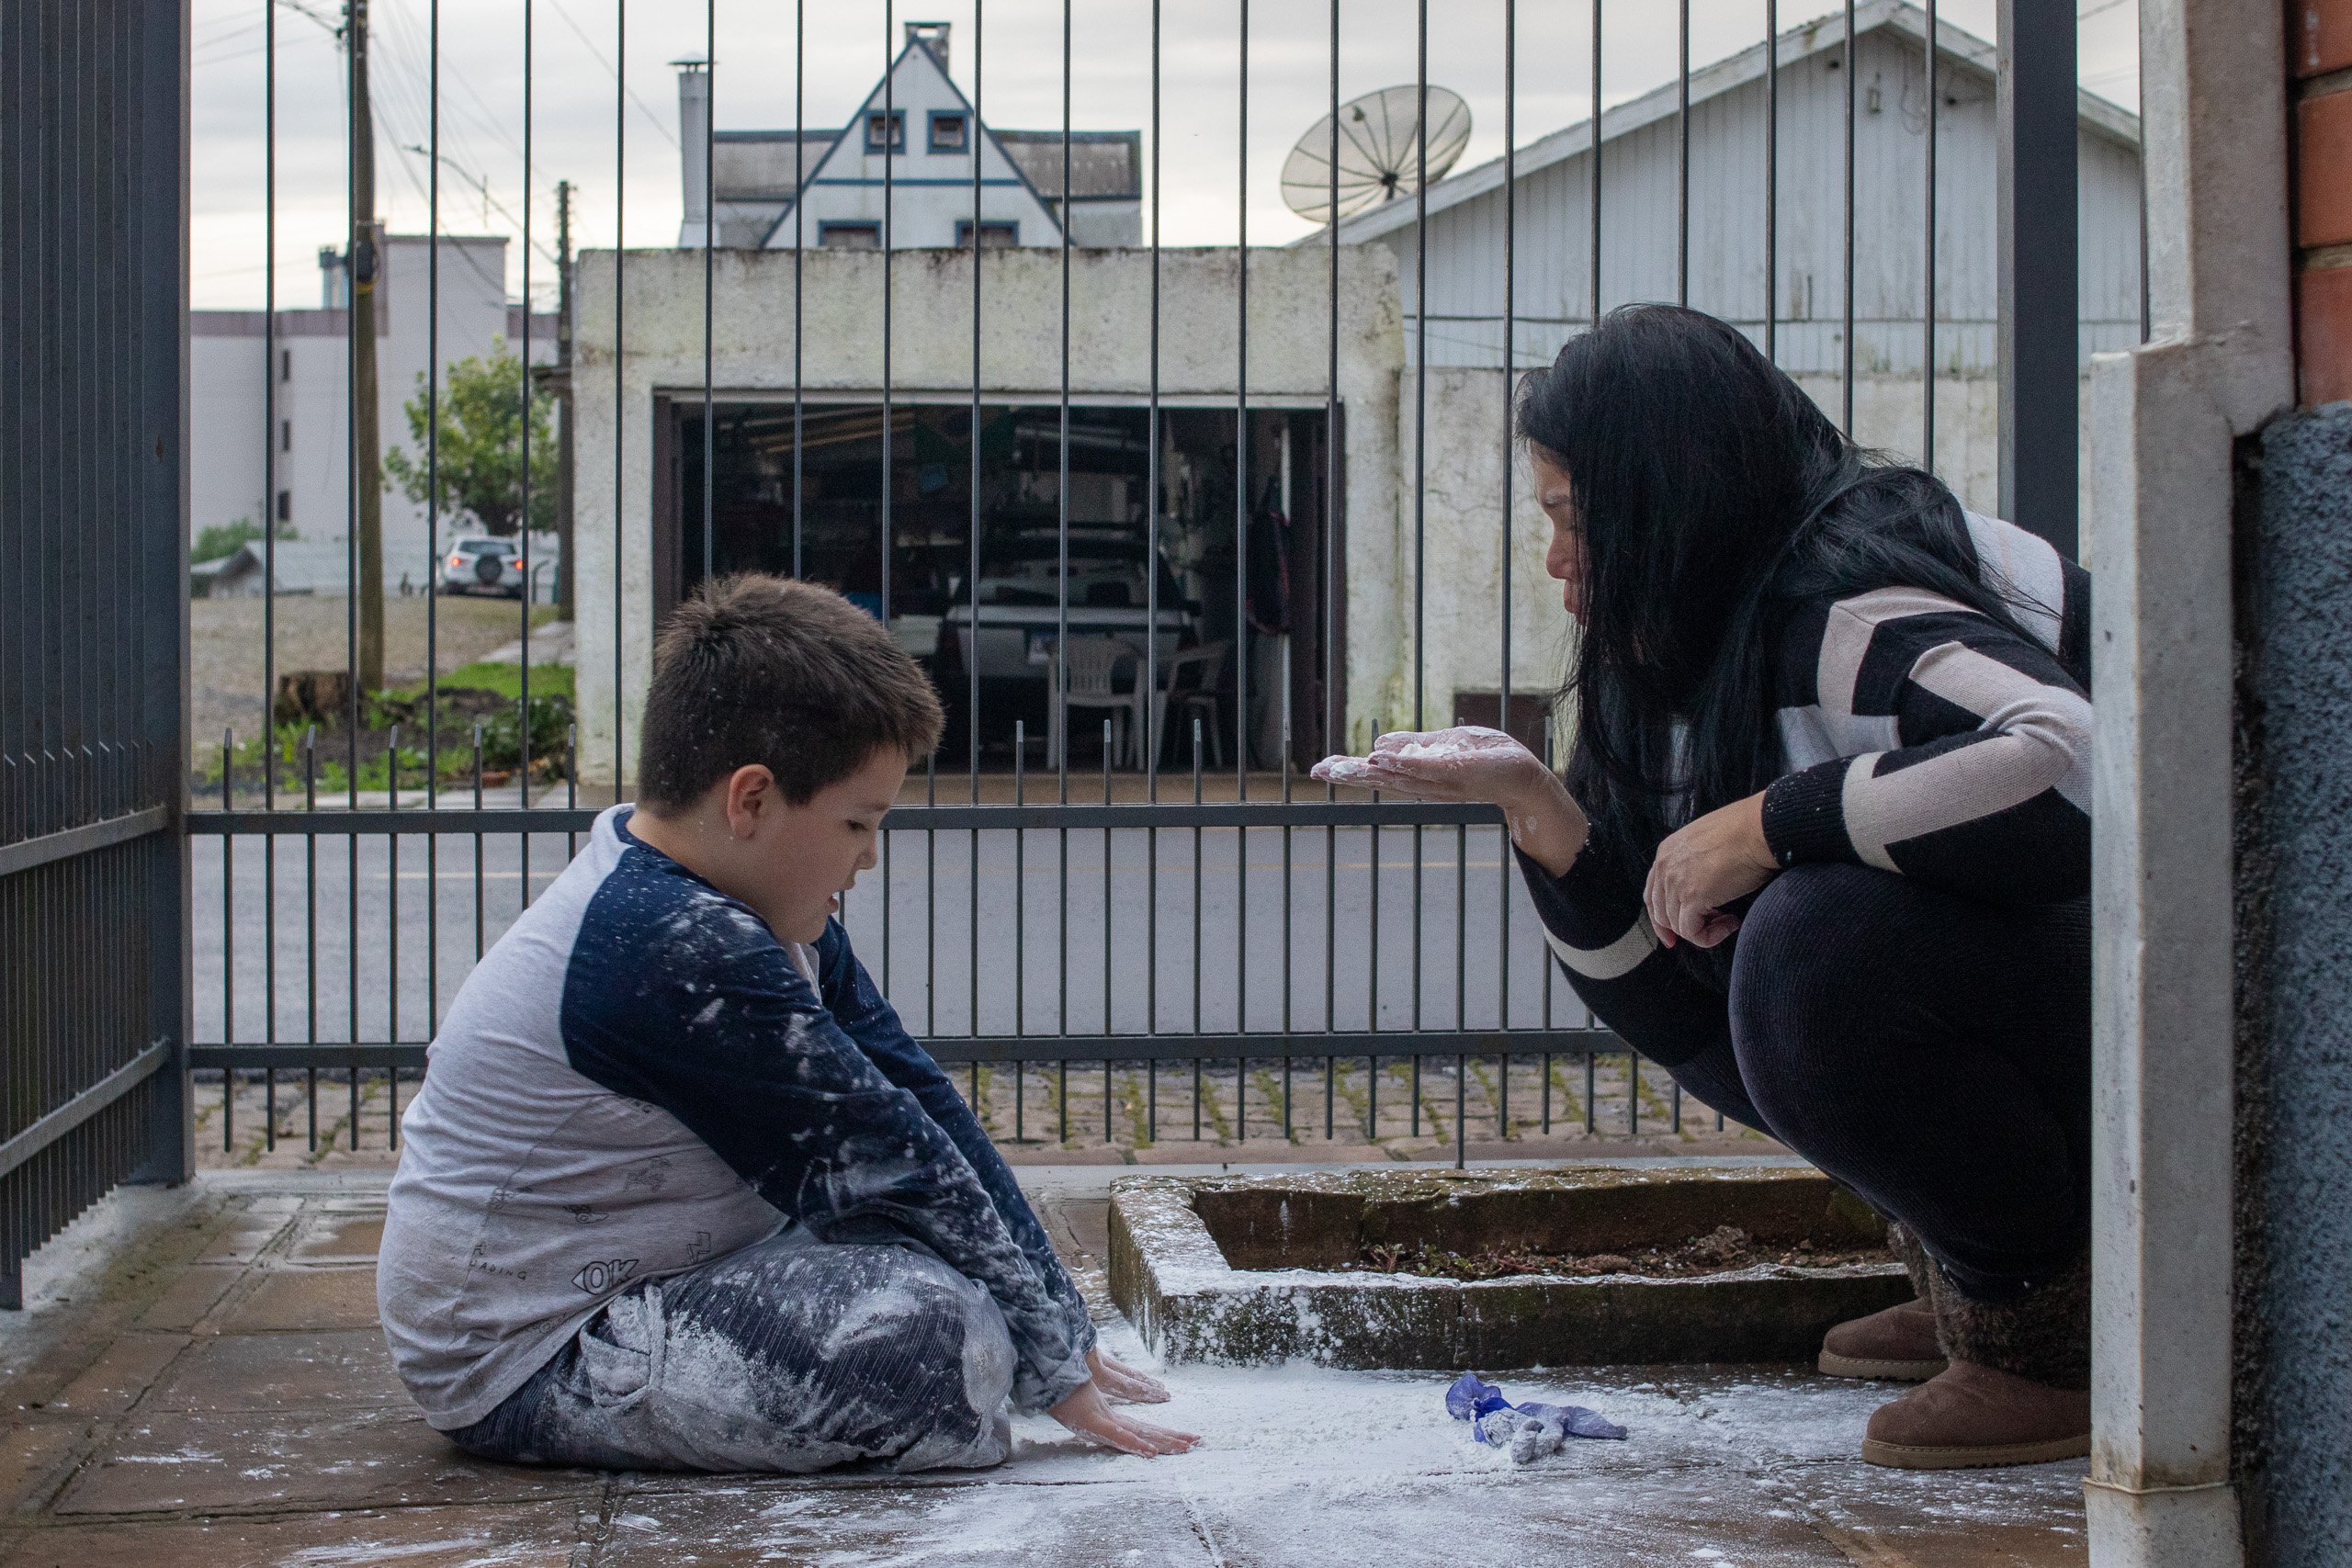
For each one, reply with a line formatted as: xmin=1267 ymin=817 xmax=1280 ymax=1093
xmin=0 ymin=1167 xmax=2088 ymax=1566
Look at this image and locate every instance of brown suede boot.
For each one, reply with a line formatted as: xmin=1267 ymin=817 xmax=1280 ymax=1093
xmin=1860 ymin=1246 xmax=2091 ymax=1471
xmin=1819 ymin=1224 xmax=1947 ymax=1382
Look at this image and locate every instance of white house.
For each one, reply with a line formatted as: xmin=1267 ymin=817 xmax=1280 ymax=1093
xmin=676 ymin=22 xmax=1141 ymax=253
xmin=189 ymin=234 xmax=559 ymax=592
xmin=1314 ymin=0 xmax=2142 ymax=514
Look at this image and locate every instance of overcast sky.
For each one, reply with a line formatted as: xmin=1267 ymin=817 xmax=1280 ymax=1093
xmin=190 ymin=0 xmax=2142 ymax=312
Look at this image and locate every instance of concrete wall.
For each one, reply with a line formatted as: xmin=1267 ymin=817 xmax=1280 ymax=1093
xmin=2233 ymin=402 xmax=2352 ymax=1567
xmin=569 ymin=243 xmax=1403 ymax=785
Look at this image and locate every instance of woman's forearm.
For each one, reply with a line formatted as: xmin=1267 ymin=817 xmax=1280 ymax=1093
xmin=1500 ymin=768 xmax=1589 ymax=877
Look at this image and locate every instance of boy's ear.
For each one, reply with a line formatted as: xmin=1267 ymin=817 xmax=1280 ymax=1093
xmin=722 ymin=764 xmax=779 ymax=838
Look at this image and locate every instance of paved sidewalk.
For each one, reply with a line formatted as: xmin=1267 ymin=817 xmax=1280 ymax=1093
xmin=0 ymin=1170 xmax=2088 ymax=1566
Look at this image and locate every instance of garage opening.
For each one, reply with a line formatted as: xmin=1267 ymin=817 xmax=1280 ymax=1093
xmin=659 ymin=398 xmax=1341 ymax=773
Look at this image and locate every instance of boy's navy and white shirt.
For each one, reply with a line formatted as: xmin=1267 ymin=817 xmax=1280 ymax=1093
xmin=379 ymin=806 xmax=1095 ymax=1432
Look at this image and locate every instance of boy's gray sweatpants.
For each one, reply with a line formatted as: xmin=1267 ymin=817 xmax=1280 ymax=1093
xmin=446 ymin=1226 xmax=1018 ymax=1473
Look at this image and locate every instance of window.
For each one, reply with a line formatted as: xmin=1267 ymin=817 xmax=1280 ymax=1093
xmin=280 ymin=349 xmax=291 ymax=382
xmin=276 ymin=490 xmax=290 ymax=523
xmin=280 ymin=420 xmax=291 ymax=452
xmin=928 ymin=111 xmax=967 ymax=152
xmin=956 ymin=220 xmax=1019 ymax=248
xmin=864 ymin=109 xmax=905 ymax=152
xmin=820 ymin=221 xmax=882 ymax=249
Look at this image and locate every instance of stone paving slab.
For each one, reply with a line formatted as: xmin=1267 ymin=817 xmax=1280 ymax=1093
xmin=0 ymin=1168 xmax=2090 ymax=1566
xmin=0 ymin=1500 xmax=594 ymax=1568
xmin=149 ymin=1328 xmax=401 ymax=1412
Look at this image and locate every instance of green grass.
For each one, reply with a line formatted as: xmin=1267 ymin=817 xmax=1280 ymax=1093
xmin=404 ymin=660 xmax=574 ymax=702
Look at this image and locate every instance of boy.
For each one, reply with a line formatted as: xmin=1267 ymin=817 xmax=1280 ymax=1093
xmin=379 ymin=575 xmax=1193 ymax=1472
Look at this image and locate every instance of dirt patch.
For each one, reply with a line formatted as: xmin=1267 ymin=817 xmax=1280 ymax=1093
xmin=1346 ymin=1224 xmax=1892 ymax=1281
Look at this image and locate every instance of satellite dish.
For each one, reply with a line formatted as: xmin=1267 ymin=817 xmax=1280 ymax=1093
xmin=1282 ymin=85 xmax=1473 ymax=226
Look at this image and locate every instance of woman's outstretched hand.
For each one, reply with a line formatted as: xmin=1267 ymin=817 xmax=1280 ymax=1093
xmin=1087 ymin=1347 xmax=1170 ymax=1404
xmin=1310 ymin=727 xmax=1589 ymax=876
xmin=1644 ymin=790 xmax=1777 ymax=949
xmin=1049 ymin=1378 xmax=1200 ymax=1457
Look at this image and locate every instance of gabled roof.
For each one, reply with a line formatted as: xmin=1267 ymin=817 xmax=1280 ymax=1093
xmin=762 ymin=35 xmax=1068 ymax=247
xmin=1319 ymin=0 xmax=2140 ymax=247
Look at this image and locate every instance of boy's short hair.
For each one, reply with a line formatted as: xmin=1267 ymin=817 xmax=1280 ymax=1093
xmin=638 ymin=574 xmax=944 ymax=812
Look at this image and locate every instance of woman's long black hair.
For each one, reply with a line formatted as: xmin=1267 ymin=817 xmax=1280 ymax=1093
xmin=1516 ymin=304 xmax=2041 ymax=873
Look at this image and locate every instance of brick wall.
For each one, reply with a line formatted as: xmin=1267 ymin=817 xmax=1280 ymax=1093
xmin=2296 ymin=0 xmax=2352 ymax=405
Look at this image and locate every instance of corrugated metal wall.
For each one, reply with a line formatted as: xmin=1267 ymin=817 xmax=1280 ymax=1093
xmin=1373 ymin=24 xmax=2141 ymax=374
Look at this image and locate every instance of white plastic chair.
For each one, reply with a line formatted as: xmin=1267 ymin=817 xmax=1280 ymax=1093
xmin=1046 ymin=637 xmax=1144 ymax=768
xmin=1145 ymin=640 xmax=1230 ymax=772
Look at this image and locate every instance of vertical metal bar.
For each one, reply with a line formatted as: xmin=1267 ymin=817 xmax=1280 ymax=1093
xmin=221 ymin=735 xmax=234 ymax=1151
xmin=1234 ymin=0 xmax=1251 ymax=1096
xmin=1765 ymin=0 xmax=1777 ymax=364
xmin=305 ymin=732 xmax=318 ymax=1149
xmin=1325 ymin=0 xmax=1340 ymax=1145
xmin=1923 ymin=0 xmax=1938 ymax=471
xmin=1192 ymin=716 xmax=1203 ymax=1139
xmin=882 ymin=0 xmax=896 ymax=735
xmin=1677 ymin=0 xmax=1690 ymax=307
xmin=516 ymin=0 xmax=537 ymax=872
xmin=1145 ymin=0 xmax=1161 ymax=1143
xmin=262 ymin=0 xmax=280 ymax=1145
xmin=703 ymin=0 xmax=717 ymax=598
xmin=793 ymin=0 xmax=805 ymax=580
xmin=613 ymin=0 xmax=628 ymax=799
xmin=424 ymin=0 xmax=441 ymax=1059
xmin=926 ymin=746 xmax=936 ymax=1033
xmin=1498 ymin=0 xmax=1515 ymax=1062
xmin=1842 ymin=0 xmax=1857 ymax=436
xmin=1996 ymin=0 xmax=2079 ymax=557
xmin=1103 ymin=720 xmax=1113 ymax=1142
xmin=1055 ymin=0 xmax=1071 ymax=1135
xmin=1015 ymin=720 xmax=1026 ymax=1140
xmin=967 ymin=0 xmax=982 ymax=1053
xmin=1589 ymin=0 xmax=1602 ymax=327
xmin=1236 ymin=0 xmax=1251 ymax=807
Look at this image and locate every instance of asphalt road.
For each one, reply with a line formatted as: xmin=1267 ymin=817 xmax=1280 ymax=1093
xmin=191 ymin=818 xmax=1600 ymax=1049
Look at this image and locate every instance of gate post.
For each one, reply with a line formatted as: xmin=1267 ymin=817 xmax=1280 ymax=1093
xmin=1996 ymin=0 xmax=2081 ymax=558
xmin=132 ymin=0 xmax=196 ymax=1190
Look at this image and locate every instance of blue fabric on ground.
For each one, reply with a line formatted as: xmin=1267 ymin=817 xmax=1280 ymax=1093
xmin=1446 ymin=1373 xmax=1627 ymax=1444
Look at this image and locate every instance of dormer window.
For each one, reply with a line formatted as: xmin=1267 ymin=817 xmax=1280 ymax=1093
xmin=928 ymin=111 xmax=968 ymax=153
xmin=864 ymin=110 xmax=905 ymax=152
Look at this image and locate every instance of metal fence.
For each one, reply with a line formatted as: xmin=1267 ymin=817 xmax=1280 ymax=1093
xmin=0 ymin=1 xmax=192 ymax=1303
xmin=3 ymin=0 xmax=2093 ymax=1290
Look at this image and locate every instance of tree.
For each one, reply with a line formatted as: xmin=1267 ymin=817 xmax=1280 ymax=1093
xmin=384 ymin=338 xmax=558 ymax=538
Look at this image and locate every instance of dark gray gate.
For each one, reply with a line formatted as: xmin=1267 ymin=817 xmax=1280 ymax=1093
xmin=0 ymin=0 xmax=192 ymax=1303
xmin=32 ymin=3 xmax=2098 ymax=1213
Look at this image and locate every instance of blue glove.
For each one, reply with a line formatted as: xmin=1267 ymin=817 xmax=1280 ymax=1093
xmin=1446 ymin=1371 xmax=1626 ymax=1461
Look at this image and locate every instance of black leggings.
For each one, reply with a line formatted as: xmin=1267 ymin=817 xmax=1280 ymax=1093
xmin=1657 ymin=863 xmax=2090 ymax=1302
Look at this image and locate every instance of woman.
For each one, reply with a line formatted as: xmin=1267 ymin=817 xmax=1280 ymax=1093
xmin=1317 ymin=306 xmax=2093 ymax=1471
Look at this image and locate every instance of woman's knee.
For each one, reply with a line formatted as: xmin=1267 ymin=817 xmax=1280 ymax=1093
xmin=1726 ymin=864 xmax=1917 ymax=1126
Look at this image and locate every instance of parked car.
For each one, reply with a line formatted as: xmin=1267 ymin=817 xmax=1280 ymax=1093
xmin=439 ymin=537 xmax=525 ymax=598
xmin=938 ymin=528 xmax=1197 ymax=684
xmin=934 ymin=527 xmax=1202 ymax=753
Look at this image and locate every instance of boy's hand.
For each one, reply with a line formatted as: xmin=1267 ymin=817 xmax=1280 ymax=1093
xmin=1050 ymin=1379 xmax=1200 ymax=1456
xmin=1087 ymin=1347 xmax=1170 ymax=1404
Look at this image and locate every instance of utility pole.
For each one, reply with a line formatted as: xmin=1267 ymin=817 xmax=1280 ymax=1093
xmin=555 ymin=178 xmax=575 ymax=619
xmin=349 ymin=0 xmax=386 ymax=691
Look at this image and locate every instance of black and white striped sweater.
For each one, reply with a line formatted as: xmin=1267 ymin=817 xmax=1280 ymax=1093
xmin=1520 ymin=511 xmax=2090 ymax=1057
